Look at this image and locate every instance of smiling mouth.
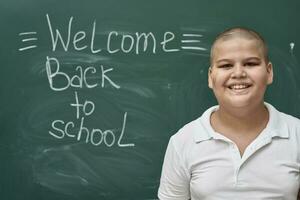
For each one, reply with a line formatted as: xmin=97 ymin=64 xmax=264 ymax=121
xmin=228 ymin=84 xmax=252 ymax=91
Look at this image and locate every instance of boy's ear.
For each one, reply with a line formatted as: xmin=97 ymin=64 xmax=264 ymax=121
xmin=208 ymin=67 xmax=213 ymax=89
xmin=266 ymin=62 xmax=273 ymax=85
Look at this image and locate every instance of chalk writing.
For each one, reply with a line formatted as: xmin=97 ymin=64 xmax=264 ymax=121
xmin=181 ymin=33 xmax=207 ymax=51
xmin=290 ymin=42 xmax=295 ymax=54
xmin=49 ymin=91 xmax=135 ymax=147
xmin=48 ymin=111 xmax=134 ymax=147
xmin=70 ymin=91 xmax=95 ymax=119
xmin=18 ymin=31 xmax=38 ymax=51
xmin=45 ymin=53 xmax=133 ymax=147
xmin=19 ymin=14 xmax=208 ymax=54
xmin=45 ymin=14 xmax=202 ymax=54
xmin=161 ymin=32 xmax=179 ymax=52
xmin=45 ymin=56 xmax=120 ymax=91
xmin=18 ymin=14 xmax=208 ymax=148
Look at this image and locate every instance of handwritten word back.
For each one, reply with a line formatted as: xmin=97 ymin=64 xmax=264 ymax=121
xmin=46 ymin=57 xmax=120 ymax=91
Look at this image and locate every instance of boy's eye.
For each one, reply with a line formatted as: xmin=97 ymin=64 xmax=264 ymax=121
xmin=244 ymin=62 xmax=259 ymax=66
xmin=218 ymin=64 xmax=232 ymax=68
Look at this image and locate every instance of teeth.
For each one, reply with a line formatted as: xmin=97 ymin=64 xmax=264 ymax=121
xmin=230 ymin=84 xmax=248 ymax=89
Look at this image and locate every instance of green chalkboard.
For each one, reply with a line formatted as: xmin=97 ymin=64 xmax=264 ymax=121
xmin=1 ymin=0 xmax=300 ymax=199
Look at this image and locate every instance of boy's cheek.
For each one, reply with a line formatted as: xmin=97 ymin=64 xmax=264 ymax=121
xmin=208 ymin=75 xmax=213 ymax=89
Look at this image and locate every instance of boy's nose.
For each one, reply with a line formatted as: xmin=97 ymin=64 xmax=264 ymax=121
xmin=230 ymin=65 xmax=246 ymax=78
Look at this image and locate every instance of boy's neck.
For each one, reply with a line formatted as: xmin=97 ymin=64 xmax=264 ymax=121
xmin=211 ymin=102 xmax=269 ymax=135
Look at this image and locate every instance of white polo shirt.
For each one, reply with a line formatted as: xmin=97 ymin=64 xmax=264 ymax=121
xmin=158 ymin=103 xmax=300 ymax=200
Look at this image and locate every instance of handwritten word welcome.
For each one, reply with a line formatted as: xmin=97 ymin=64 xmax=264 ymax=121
xmin=46 ymin=14 xmax=179 ymax=54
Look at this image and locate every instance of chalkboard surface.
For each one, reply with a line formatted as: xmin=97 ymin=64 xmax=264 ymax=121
xmin=1 ymin=0 xmax=300 ymax=199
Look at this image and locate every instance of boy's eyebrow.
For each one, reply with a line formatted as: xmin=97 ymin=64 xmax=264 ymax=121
xmin=215 ymin=59 xmax=232 ymax=63
xmin=215 ymin=57 xmax=261 ymax=63
xmin=244 ymin=57 xmax=261 ymax=61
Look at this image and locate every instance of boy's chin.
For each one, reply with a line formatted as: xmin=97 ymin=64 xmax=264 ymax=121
xmin=222 ymin=97 xmax=256 ymax=109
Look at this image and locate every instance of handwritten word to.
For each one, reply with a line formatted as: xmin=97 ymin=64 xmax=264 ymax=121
xmin=49 ymin=92 xmax=135 ymax=147
xmin=18 ymin=32 xmax=38 ymax=51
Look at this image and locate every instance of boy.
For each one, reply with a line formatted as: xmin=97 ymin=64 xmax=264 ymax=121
xmin=158 ymin=27 xmax=300 ymax=200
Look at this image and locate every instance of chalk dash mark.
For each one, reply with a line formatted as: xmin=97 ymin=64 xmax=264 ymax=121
xmin=181 ymin=33 xmax=207 ymax=51
xmin=18 ymin=31 xmax=38 ymax=51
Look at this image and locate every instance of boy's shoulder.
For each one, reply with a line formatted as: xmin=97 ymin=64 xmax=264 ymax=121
xmin=278 ymin=110 xmax=300 ymax=130
xmin=268 ymin=103 xmax=300 ymax=137
xmin=171 ymin=117 xmax=202 ymax=146
xmin=280 ymin=111 xmax=300 ymax=125
xmin=171 ymin=106 xmax=217 ymax=149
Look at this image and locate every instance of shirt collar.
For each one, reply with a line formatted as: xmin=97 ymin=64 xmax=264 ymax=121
xmin=194 ymin=102 xmax=289 ymax=143
xmin=264 ymin=102 xmax=289 ymax=139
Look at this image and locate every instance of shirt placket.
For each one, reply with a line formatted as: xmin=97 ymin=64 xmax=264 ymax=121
xmin=233 ymin=136 xmax=273 ymax=186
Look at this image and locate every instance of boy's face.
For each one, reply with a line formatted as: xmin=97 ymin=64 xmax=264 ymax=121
xmin=208 ymin=37 xmax=273 ymax=109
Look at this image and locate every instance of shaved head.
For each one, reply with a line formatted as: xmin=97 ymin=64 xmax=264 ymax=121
xmin=210 ymin=27 xmax=269 ymax=64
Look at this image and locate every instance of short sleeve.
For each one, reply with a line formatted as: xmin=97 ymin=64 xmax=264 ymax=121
xmin=158 ymin=136 xmax=190 ymax=200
